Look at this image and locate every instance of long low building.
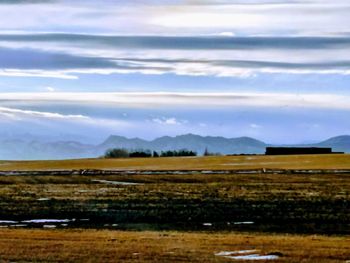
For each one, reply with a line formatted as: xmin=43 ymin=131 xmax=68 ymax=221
xmin=265 ymin=147 xmax=344 ymax=155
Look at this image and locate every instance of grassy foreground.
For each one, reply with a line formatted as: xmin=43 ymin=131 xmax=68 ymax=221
xmin=0 ymin=169 xmax=349 ymax=234
xmin=0 ymin=155 xmax=349 ymax=262
xmin=0 ymin=229 xmax=349 ymax=263
xmin=0 ymin=154 xmax=350 ymax=171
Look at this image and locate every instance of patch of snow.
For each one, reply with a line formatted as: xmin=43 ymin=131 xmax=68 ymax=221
xmin=78 ymin=190 xmax=90 ymax=193
xmin=0 ymin=220 xmax=18 ymax=224
xmin=215 ymin=250 xmax=258 ymax=256
xmin=37 ymin=198 xmax=50 ymax=201
xmin=203 ymin=223 xmax=212 ymax=226
xmin=10 ymin=224 xmax=27 ymax=227
xmin=234 ymin=221 xmax=254 ymax=225
xmin=215 ymin=250 xmax=279 ymax=261
xmin=22 ymin=219 xmax=71 ymax=223
xmin=91 ymin=179 xmax=140 ymax=185
xmin=227 ymin=254 xmax=279 ymax=260
xmin=43 ymin=225 xmax=57 ymax=228
xmin=104 ymin=223 xmax=118 ymax=227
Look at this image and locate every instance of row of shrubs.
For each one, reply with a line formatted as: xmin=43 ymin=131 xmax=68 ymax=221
xmin=104 ymin=148 xmax=198 ymax=158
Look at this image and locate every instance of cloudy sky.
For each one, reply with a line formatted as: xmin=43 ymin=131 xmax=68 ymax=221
xmin=0 ymin=0 xmax=350 ymax=144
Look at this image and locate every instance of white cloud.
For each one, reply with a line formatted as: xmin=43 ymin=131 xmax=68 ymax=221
xmin=1 ymin=62 xmax=350 ymax=79
xmin=0 ymin=106 xmax=132 ymax=134
xmin=151 ymin=12 xmax=263 ymax=30
xmin=0 ymin=1 xmax=349 ymax=36
xmin=45 ymin=86 xmax=55 ymax=92
xmin=0 ymin=69 xmax=77 ymax=79
xmin=148 ymin=1 xmax=350 ymax=36
xmin=1 ymin=92 xmax=350 ymax=110
xmin=0 ymin=106 xmax=89 ymax=121
xmin=249 ymin=123 xmax=262 ymax=129
xmin=1 ymin=34 xmax=350 ymax=78
xmin=218 ymin=32 xmax=236 ymax=37
xmin=152 ymin=117 xmax=185 ymax=125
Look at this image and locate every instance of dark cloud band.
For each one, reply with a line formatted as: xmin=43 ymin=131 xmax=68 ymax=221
xmin=1 ymin=34 xmax=350 ymax=50
xmin=1 ymin=46 xmax=350 ymax=73
xmin=0 ymin=34 xmax=349 ymax=76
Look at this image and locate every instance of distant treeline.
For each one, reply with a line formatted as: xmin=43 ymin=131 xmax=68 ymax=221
xmin=104 ymin=148 xmax=197 ymax=158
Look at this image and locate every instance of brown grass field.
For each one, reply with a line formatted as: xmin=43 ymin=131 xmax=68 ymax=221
xmin=0 ymin=170 xmax=349 ymax=234
xmin=0 ymin=155 xmax=350 ymax=262
xmin=0 ymin=229 xmax=349 ymax=262
xmin=0 ymin=154 xmax=349 ymax=171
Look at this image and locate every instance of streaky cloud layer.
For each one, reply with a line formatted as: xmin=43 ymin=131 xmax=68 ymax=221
xmin=0 ymin=0 xmax=349 ymax=144
xmin=0 ymin=92 xmax=349 ymax=110
xmin=1 ymin=35 xmax=350 ymax=78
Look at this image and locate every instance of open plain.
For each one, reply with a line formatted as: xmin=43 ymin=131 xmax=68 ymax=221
xmin=0 ymin=154 xmax=349 ymax=262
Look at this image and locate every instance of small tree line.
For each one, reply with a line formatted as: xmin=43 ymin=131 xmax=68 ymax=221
xmin=104 ymin=148 xmax=197 ymax=158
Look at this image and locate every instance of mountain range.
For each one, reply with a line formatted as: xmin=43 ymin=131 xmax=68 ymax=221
xmin=0 ymin=134 xmax=349 ymax=160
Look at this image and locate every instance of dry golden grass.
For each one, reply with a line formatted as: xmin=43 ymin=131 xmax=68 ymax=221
xmin=1 ymin=173 xmax=349 ymax=202
xmin=0 ymin=155 xmax=349 ymax=262
xmin=0 ymin=154 xmax=350 ymax=171
xmin=0 ymin=229 xmax=349 ymax=263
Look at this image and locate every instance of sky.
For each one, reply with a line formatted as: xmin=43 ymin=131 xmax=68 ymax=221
xmin=0 ymin=0 xmax=350 ymax=144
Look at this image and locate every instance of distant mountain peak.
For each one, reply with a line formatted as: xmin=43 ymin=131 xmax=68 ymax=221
xmin=98 ymin=133 xmax=267 ymax=155
xmin=1 ymin=134 xmax=349 ymax=160
xmin=315 ymin=135 xmax=350 ymax=152
xmin=105 ymin=135 xmax=128 ymax=141
xmin=321 ymin=135 xmax=350 ymax=143
xmin=173 ymin=133 xmax=203 ymax=139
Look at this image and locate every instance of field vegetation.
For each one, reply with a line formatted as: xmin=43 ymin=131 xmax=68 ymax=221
xmin=0 ymin=169 xmax=349 ymax=234
xmin=104 ymin=148 xmax=197 ymax=158
xmin=0 ymin=229 xmax=349 ymax=262
xmin=0 ymin=154 xmax=349 ymax=171
xmin=0 ymin=155 xmax=349 ymax=262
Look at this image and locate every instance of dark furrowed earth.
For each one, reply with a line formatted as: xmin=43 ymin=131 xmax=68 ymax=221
xmin=0 ymin=167 xmax=349 ymax=235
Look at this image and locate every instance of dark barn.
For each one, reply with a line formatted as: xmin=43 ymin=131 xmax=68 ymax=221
xmin=265 ymin=147 xmax=341 ymax=155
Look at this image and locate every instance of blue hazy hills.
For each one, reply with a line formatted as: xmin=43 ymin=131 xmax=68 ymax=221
xmin=0 ymin=134 xmax=349 ymax=160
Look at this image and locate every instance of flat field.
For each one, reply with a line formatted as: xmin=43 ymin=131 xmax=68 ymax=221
xmin=0 ymin=154 xmax=350 ymax=171
xmin=0 ymin=155 xmax=349 ymax=262
xmin=0 ymin=229 xmax=349 ymax=263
